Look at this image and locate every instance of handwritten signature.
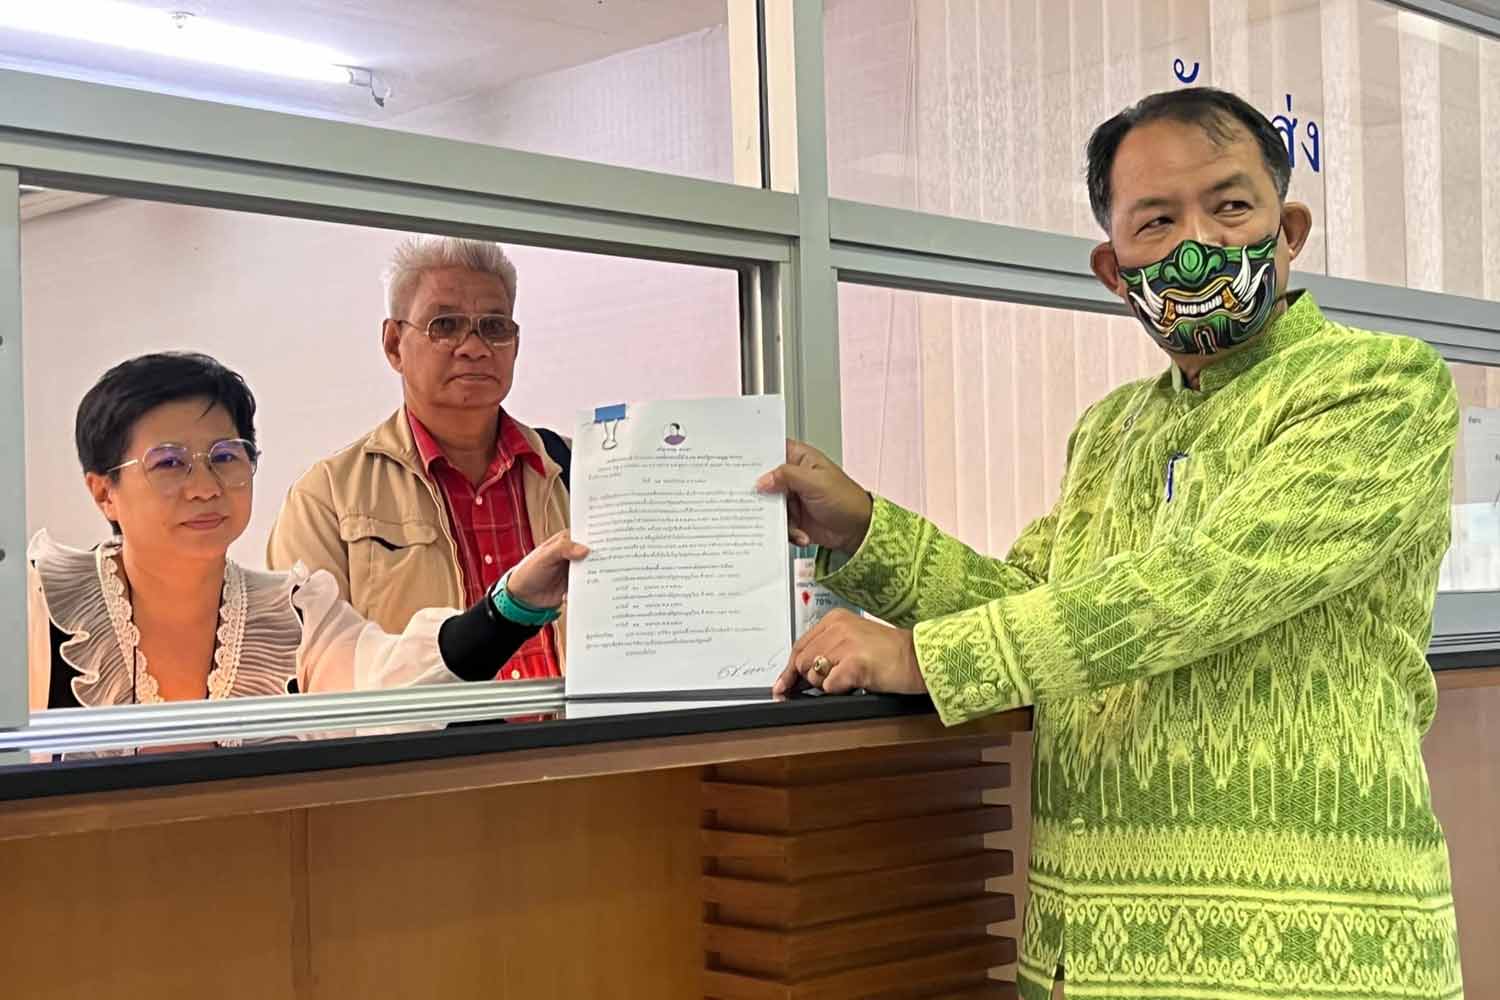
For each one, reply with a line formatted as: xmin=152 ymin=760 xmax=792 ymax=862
xmin=717 ymin=651 xmax=788 ymax=681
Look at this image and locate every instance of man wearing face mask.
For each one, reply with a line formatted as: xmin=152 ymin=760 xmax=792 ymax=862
xmin=761 ymin=88 xmax=1462 ymax=999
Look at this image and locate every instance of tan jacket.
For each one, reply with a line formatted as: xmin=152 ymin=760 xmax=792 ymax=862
xmin=266 ymin=408 xmax=570 ymax=669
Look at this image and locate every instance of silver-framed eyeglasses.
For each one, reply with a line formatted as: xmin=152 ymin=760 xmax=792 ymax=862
xmin=107 ymin=438 xmax=260 ymax=493
xmin=397 ymin=312 xmax=519 ymax=351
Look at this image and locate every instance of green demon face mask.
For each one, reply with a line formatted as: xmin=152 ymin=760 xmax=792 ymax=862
xmin=1118 ymin=230 xmax=1281 ymax=355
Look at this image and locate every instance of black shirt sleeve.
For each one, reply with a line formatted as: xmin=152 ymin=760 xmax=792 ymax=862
xmin=437 ymin=596 xmax=544 ymax=682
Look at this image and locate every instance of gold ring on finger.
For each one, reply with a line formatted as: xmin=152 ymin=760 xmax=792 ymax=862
xmin=810 ymin=655 xmax=831 ymax=678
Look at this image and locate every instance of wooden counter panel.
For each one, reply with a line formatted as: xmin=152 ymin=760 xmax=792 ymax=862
xmin=304 ymin=766 xmax=704 ymax=999
xmin=704 ymin=742 xmax=1019 ymax=999
xmin=709 ymin=743 xmax=1004 ymax=786
xmin=704 ymin=764 xmax=1010 ymax=834
xmin=0 ymin=768 xmax=708 ymax=999
xmin=701 ymin=805 xmax=1012 ymax=880
xmin=0 ymin=712 xmax=1028 ymax=843
xmin=1434 ymin=665 xmax=1500 ymax=690
xmin=704 ymin=936 xmax=1016 ymax=1000
xmin=702 ymin=896 xmax=1015 ymax=979
xmin=928 ymin=988 xmax=1018 ymax=1000
xmin=1426 ymin=677 xmax=1500 ymax=996
xmin=707 ymin=850 xmax=1012 ymax=928
xmin=0 ymin=811 xmax=298 ymax=999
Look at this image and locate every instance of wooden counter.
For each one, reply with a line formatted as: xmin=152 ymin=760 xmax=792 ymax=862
xmin=0 ymin=709 xmax=1032 ymax=1000
xmin=0 ymin=666 xmax=1493 ymax=999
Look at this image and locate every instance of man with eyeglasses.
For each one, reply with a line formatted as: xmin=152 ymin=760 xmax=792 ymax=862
xmin=268 ymin=236 xmax=573 ymax=681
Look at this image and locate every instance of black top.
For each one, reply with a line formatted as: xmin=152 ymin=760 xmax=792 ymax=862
xmin=47 ymin=624 xmax=80 ymax=710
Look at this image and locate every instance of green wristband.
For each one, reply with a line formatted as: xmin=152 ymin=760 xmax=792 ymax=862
xmin=490 ymin=569 xmax=561 ymax=627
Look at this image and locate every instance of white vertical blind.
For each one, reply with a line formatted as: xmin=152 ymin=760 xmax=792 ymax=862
xmin=827 ymin=0 xmax=1500 ymax=297
xmin=830 ymin=0 xmax=1500 ymax=591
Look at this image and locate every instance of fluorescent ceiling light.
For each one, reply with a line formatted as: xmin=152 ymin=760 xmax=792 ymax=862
xmin=1 ymin=1 xmax=354 ymax=84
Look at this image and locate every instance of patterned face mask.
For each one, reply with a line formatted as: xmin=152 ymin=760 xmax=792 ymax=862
xmin=1118 ymin=229 xmax=1281 ymax=355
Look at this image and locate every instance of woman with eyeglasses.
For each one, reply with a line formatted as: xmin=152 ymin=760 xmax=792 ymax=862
xmin=26 ymin=351 xmax=586 ymax=711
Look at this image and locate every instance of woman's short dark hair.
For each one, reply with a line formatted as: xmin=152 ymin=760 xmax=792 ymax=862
xmin=75 ymin=352 xmax=258 ymax=477
xmin=1086 ymin=86 xmax=1292 ymax=234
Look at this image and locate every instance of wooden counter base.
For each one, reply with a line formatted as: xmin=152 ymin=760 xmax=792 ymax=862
xmin=0 ymin=667 xmax=1491 ymax=999
xmin=0 ymin=713 xmax=1028 ymax=999
xmin=702 ymin=738 xmax=1018 ymax=999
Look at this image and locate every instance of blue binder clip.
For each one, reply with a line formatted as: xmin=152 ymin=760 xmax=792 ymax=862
xmin=594 ymin=403 xmax=627 ymax=450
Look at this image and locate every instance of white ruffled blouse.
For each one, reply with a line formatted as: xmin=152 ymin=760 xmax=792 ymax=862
xmin=26 ymin=531 xmax=467 ymax=712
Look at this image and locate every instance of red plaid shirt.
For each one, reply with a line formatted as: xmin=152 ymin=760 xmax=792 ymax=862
xmin=408 ymin=409 xmax=560 ymax=681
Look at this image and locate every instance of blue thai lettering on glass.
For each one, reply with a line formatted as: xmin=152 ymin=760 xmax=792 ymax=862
xmin=1271 ymin=94 xmax=1321 ymax=173
xmin=1168 ymin=68 xmax=1324 ymax=175
xmin=1272 ymin=94 xmax=1299 ymax=170
xmin=1302 ymin=118 xmax=1321 ymax=172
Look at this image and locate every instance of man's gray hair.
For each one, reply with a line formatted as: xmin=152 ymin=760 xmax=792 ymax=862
xmin=383 ymin=235 xmax=518 ymax=318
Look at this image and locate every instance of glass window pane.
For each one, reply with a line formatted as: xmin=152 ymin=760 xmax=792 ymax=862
xmin=0 ymin=1 xmax=752 ymax=183
xmin=1444 ymin=360 xmax=1500 ymax=592
xmin=825 ymin=0 xmax=1500 ymax=299
xmin=21 ymin=192 xmax=743 ymax=576
xmin=838 ymin=283 xmax=1153 ymax=553
xmin=839 ymin=283 xmax=1491 ymax=594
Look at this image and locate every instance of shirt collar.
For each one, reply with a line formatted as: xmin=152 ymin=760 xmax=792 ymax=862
xmin=406 ymin=408 xmax=544 ymax=478
xmin=1171 ymin=290 xmax=1324 ymax=394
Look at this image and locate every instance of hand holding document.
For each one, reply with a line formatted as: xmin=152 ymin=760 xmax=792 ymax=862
xmin=564 ymin=396 xmax=792 ymax=697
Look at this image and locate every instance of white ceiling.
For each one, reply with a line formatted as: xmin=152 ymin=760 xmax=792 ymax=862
xmin=0 ymin=0 xmax=726 ymax=124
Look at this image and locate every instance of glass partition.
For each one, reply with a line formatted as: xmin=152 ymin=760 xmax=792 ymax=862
xmin=21 ymin=192 xmax=744 ymax=569
xmin=3 ymin=0 xmax=1499 ymax=737
xmin=19 ymin=191 xmax=746 ymax=715
xmin=839 ymin=282 xmax=1500 ymax=594
xmin=0 ymin=1 xmax=753 ymax=184
xmin=839 ymin=283 xmax=1152 ymax=552
xmin=1446 ymin=359 xmax=1500 ymax=591
xmin=824 ymin=0 xmax=1500 ymax=299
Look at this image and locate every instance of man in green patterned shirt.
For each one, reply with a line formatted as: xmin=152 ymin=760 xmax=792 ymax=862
xmin=762 ymin=87 xmax=1463 ymax=999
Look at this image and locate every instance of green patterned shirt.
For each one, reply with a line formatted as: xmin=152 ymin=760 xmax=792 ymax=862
xmin=821 ymin=294 xmax=1463 ymax=999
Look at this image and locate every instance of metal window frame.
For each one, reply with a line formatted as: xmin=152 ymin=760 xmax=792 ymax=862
xmin=0 ymin=69 xmax=800 ymax=240
xmin=828 ymin=199 xmax=1500 ymax=361
xmin=0 ymin=64 xmax=799 ymax=733
xmin=0 ymin=166 xmax=24 ymax=730
xmin=1386 ymin=0 xmax=1500 ymax=38
xmin=2 ymin=0 xmax=1498 ymax=738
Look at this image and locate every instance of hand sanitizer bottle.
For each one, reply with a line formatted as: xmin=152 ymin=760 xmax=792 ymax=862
xmin=792 ymin=544 xmax=858 ymax=639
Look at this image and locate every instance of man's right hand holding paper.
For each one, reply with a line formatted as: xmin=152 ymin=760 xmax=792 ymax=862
xmin=756 ymin=441 xmax=927 ymax=700
xmin=754 ymin=440 xmax=873 ymax=555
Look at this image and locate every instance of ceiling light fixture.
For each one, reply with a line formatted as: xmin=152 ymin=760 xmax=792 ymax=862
xmin=1 ymin=1 xmax=381 ymax=95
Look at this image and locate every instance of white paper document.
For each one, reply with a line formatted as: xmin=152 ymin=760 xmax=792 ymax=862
xmin=564 ymin=396 xmax=792 ymax=697
xmin=1463 ymin=406 xmax=1500 ymax=505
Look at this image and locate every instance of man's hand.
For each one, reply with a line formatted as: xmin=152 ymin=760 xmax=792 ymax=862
xmin=506 ymin=530 xmax=589 ymax=609
xmin=756 ymin=440 xmax=874 ymax=554
xmin=772 ymin=609 xmax=927 ymax=697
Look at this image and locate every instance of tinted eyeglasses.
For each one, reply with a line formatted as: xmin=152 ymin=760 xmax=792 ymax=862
xmin=398 ymin=313 xmax=519 ymax=351
xmin=107 ymin=438 xmax=260 ymax=493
